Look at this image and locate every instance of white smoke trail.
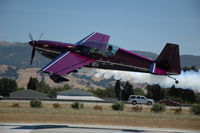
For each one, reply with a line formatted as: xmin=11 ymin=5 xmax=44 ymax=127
xmin=79 ymin=68 xmax=200 ymax=91
xmin=129 ymin=71 xmax=200 ymax=91
xmin=174 ymin=71 xmax=200 ymax=90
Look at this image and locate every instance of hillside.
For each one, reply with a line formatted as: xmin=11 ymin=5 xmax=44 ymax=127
xmin=0 ymin=41 xmax=50 ymax=69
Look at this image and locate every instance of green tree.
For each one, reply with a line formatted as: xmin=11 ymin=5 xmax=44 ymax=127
xmin=47 ymin=85 xmax=72 ymax=98
xmin=0 ymin=78 xmax=18 ymax=96
xmin=47 ymin=88 xmax=58 ymax=98
xmin=27 ymin=77 xmax=39 ymax=90
xmin=61 ymin=84 xmax=72 ymax=90
xmin=16 ymin=87 xmax=25 ymax=91
xmin=182 ymin=89 xmax=196 ymax=103
xmin=104 ymin=86 xmax=116 ymax=98
xmin=89 ymin=87 xmax=116 ymax=98
xmin=167 ymin=85 xmax=196 ymax=103
xmin=37 ymin=80 xmax=51 ymax=93
xmin=182 ymin=66 xmax=190 ymax=72
xmin=195 ymin=94 xmax=200 ymax=104
xmin=133 ymin=88 xmax=145 ymax=95
xmin=191 ymin=104 xmax=200 ymax=115
xmin=146 ymin=84 xmax=166 ymax=101
xmin=182 ymin=66 xmax=198 ymax=72
xmin=89 ymin=88 xmax=105 ymax=97
xmin=115 ymin=80 xmax=121 ymax=100
xmin=191 ymin=66 xmax=198 ymax=72
xmin=123 ymin=81 xmax=133 ymax=100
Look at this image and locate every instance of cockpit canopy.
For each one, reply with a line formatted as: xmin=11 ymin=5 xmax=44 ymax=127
xmin=77 ymin=42 xmax=119 ymax=57
xmin=81 ymin=41 xmax=108 ymax=51
xmin=107 ymin=44 xmax=119 ymax=55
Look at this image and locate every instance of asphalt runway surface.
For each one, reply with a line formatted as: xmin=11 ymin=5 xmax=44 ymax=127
xmin=0 ymin=123 xmax=199 ymax=133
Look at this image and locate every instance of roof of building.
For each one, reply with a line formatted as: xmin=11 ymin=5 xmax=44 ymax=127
xmin=57 ymin=88 xmax=93 ymax=96
xmin=57 ymin=95 xmax=104 ymax=101
xmin=9 ymin=89 xmax=49 ymax=99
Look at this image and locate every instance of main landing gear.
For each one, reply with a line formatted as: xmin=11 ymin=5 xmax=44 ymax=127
xmin=50 ymin=74 xmax=69 ymax=83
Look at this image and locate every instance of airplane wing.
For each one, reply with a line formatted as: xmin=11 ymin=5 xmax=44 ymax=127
xmin=41 ymin=51 xmax=96 ymax=75
xmin=76 ymin=32 xmax=110 ymax=51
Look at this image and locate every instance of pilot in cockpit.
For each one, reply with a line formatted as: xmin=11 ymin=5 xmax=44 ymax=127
xmin=107 ymin=45 xmax=114 ymax=56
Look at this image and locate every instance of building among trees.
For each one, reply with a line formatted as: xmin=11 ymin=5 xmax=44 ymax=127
xmin=57 ymin=88 xmax=103 ymax=101
xmin=10 ymin=89 xmax=49 ymax=99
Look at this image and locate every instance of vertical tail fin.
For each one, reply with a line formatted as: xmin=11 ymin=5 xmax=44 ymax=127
xmin=155 ymin=43 xmax=181 ymax=75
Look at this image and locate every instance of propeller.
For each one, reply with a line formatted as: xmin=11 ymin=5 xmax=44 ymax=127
xmin=38 ymin=32 xmax=43 ymax=40
xmin=28 ymin=32 xmax=43 ymax=65
xmin=28 ymin=33 xmax=34 ymax=41
xmin=30 ymin=47 xmax=36 ymax=65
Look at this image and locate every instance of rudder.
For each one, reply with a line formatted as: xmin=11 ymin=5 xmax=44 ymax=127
xmin=155 ymin=43 xmax=181 ymax=75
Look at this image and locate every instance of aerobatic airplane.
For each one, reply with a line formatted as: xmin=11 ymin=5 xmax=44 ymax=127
xmin=28 ymin=32 xmax=180 ymax=83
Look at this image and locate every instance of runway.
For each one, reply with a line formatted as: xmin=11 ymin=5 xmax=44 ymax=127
xmin=0 ymin=123 xmax=199 ymax=133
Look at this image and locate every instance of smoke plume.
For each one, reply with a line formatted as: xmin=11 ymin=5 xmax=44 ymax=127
xmin=79 ymin=68 xmax=200 ymax=91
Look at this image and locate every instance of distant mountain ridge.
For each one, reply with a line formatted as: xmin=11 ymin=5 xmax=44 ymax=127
xmin=131 ymin=50 xmax=200 ymax=68
xmin=0 ymin=41 xmax=50 ymax=69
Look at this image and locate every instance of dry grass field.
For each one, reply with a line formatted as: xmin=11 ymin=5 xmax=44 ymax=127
xmin=0 ymin=101 xmax=200 ymax=130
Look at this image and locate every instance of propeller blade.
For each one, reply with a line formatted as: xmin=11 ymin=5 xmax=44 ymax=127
xmin=38 ymin=32 xmax=44 ymax=40
xmin=29 ymin=33 xmax=34 ymax=41
xmin=30 ymin=47 xmax=36 ymax=65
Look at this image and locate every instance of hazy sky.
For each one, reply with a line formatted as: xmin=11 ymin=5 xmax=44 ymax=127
xmin=0 ymin=0 xmax=199 ymax=55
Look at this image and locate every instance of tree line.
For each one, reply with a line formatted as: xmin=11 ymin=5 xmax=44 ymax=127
xmin=182 ymin=66 xmax=199 ymax=72
xmin=0 ymin=77 xmax=72 ymax=97
xmin=90 ymin=80 xmax=200 ymax=104
xmin=1 ymin=77 xmax=200 ymax=104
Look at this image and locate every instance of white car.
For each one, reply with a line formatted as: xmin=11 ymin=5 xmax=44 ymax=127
xmin=128 ymin=95 xmax=154 ymax=105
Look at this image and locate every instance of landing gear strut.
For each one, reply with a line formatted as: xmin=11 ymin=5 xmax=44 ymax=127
xmin=167 ymin=75 xmax=179 ymax=84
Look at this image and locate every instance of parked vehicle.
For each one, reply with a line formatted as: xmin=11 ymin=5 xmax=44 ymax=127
xmin=0 ymin=96 xmax=2 ymax=100
xmin=158 ymin=99 xmax=180 ymax=106
xmin=128 ymin=95 xmax=154 ymax=105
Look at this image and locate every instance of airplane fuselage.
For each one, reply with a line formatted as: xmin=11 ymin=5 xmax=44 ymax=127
xmin=28 ymin=32 xmax=180 ymax=83
xmin=29 ymin=40 xmax=154 ymax=74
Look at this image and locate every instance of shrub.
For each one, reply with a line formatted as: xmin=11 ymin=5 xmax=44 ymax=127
xmin=132 ymin=106 xmax=143 ymax=112
xmin=173 ymin=107 xmax=182 ymax=114
xmin=191 ymin=104 xmax=200 ymax=115
xmin=151 ymin=103 xmax=166 ymax=113
xmin=53 ymin=103 xmax=61 ymax=108
xmin=30 ymin=99 xmax=42 ymax=108
xmin=71 ymin=101 xmax=84 ymax=109
xmin=112 ymin=101 xmax=125 ymax=111
xmin=94 ymin=105 xmax=102 ymax=110
xmin=11 ymin=103 xmax=20 ymax=107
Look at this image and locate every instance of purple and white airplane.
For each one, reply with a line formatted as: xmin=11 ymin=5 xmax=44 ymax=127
xmin=28 ymin=32 xmax=180 ymax=83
